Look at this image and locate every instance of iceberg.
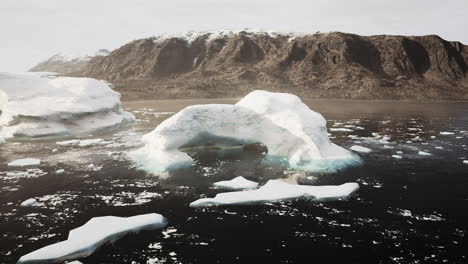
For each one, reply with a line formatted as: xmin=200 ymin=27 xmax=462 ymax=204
xmin=17 ymin=213 xmax=168 ymax=264
xmin=213 ymin=176 xmax=259 ymax=190
xmin=0 ymin=72 xmax=134 ymax=139
xmin=190 ymin=180 xmax=359 ymax=207
xmin=8 ymin=158 xmax=41 ymax=166
xmin=130 ymin=90 xmax=359 ymax=173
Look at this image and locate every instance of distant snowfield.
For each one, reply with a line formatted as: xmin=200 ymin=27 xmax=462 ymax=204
xmin=0 ymin=72 xmax=134 ymax=139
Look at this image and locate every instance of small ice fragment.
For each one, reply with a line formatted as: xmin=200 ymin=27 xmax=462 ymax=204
xmin=430 ymin=136 xmax=436 ymax=139
xmin=418 ymin=151 xmax=432 ymax=156
xmin=330 ymin=128 xmax=353 ymax=132
xmin=463 ymin=160 xmax=468 ymax=165
xmin=435 ymin=146 xmax=443 ymax=149
xmin=439 ymin=132 xmax=454 ymax=135
xmin=350 ymin=145 xmax=372 ymax=153
xmin=20 ymin=198 xmax=37 ymax=207
xmin=392 ymin=155 xmax=402 ymax=159
xmin=213 ymin=176 xmax=259 ymax=190
xmin=56 ymin=169 xmax=65 ymax=174
xmin=7 ymin=158 xmax=41 ymax=167
xmin=396 ymin=151 xmax=403 ymax=154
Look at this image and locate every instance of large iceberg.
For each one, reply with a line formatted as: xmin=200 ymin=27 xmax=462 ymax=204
xmin=17 ymin=213 xmax=168 ymax=264
xmin=0 ymin=72 xmax=134 ymax=139
xmin=130 ymin=90 xmax=359 ymax=173
xmin=190 ymin=180 xmax=360 ymax=207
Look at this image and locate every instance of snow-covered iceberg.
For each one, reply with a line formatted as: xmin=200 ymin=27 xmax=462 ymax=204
xmin=190 ymin=180 xmax=359 ymax=207
xmin=130 ymin=90 xmax=359 ymax=173
xmin=0 ymin=72 xmax=134 ymax=139
xmin=17 ymin=213 xmax=168 ymax=264
xmin=214 ymin=176 xmax=259 ymax=190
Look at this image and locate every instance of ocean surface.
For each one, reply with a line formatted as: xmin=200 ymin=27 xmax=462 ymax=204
xmin=1 ymin=99 xmax=468 ymax=264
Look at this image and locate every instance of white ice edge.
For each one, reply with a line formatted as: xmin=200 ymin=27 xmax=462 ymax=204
xmin=17 ymin=213 xmax=168 ymax=264
xmin=190 ymin=180 xmax=359 ymax=207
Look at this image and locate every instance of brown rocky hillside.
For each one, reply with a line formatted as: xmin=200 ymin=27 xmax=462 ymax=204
xmin=33 ymin=31 xmax=467 ymax=100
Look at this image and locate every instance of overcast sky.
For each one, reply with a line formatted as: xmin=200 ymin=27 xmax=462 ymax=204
xmin=1 ymin=0 xmax=467 ymax=72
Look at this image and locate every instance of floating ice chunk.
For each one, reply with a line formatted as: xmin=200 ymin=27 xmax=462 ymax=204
xmin=7 ymin=158 xmax=41 ymax=167
xmin=130 ymin=90 xmax=359 ymax=173
xmin=56 ymin=169 xmax=65 ymax=174
xmin=418 ymin=151 xmax=432 ymax=156
xmin=330 ymin=128 xmax=353 ymax=132
xmin=56 ymin=138 xmax=104 ymax=147
xmin=392 ymin=155 xmax=402 ymax=159
xmin=190 ymin=180 xmax=359 ymax=207
xmin=0 ymin=72 xmax=134 ymax=139
xmin=20 ymin=198 xmax=37 ymax=207
xmin=213 ymin=176 xmax=259 ymax=190
xmin=396 ymin=151 xmax=403 ymax=154
xmin=463 ymin=160 xmax=468 ymax=165
xmin=17 ymin=213 xmax=168 ymax=264
xmin=435 ymin=146 xmax=443 ymax=149
xmin=439 ymin=132 xmax=454 ymax=135
xmin=350 ymin=145 xmax=372 ymax=153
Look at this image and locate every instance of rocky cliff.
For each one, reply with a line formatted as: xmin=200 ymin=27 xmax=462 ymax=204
xmin=41 ymin=31 xmax=468 ymax=100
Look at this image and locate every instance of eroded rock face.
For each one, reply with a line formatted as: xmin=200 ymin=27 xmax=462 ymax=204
xmin=40 ymin=31 xmax=468 ymax=99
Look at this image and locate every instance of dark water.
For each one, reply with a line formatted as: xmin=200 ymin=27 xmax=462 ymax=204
xmin=1 ymin=99 xmax=468 ymax=264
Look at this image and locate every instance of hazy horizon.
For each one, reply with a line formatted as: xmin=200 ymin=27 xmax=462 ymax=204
xmin=1 ymin=0 xmax=467 ymax=72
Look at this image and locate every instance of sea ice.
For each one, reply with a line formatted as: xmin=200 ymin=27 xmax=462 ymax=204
xmin=350 ymin=145 xmax=372 ymax=153
xmin=0 ymin=72 xmax=134 ymax=139
xmin=330 ymin=128 xmax=353 ymax=132
xmin=213 ymin=176 xmax=259 ymax=190
xmin=418 ymin=151 xmax=432 ymax=156
xmin=439 ymin=132 xmax=455 ymax=135
xmin=20 ymin=198 xmax=37 ymax=207
xmin=463 ymin=160 xmax=468 ymax=165
xmin=7 ymin=158 xmax=41 ymax=167
xmin=392 ymin=155 xmax=403 ymax=159
xmin=130 ymin=90 xmax=359 ymax=173
xmin=17 ymin=213 xmax=168 ymax=264
xmin=190 ymin=180 xmax=359 ymax=207
xmin=56 ymin=138 xmax=105 ymax=147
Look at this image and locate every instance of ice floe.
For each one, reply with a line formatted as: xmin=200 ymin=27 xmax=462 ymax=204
xmin=213 ymin=176 xmax=259 ymax=190
xmin=418 ymin=151 xmax=432 ymax=156
xmin=463 ymin=160 xmax=468 ymax=165
xmin=392 ymin=155 xmax=403 ymax=159
xmin=439 ymin=132 xmax=455 ymax=135
xmin=330 ymin=128 xmax=353 ymax=132
xmin=130 ymin=90 xmax=359 ymax=174
xmin=0 ymin=72 xmax=134 ymax=139
xmin=190 ymin=180 xmax=359 ymax=207
xmin=17 ymin=213 xmax=168 ymax=264
xmin=56 ymin=138 xmax=106 ymax=147
xmin=349 ymin=145 xmax=372 ymax=153
xmin=20 ymin=198 xmax=38 ymax=207
xmin=7 ymin=158 xmax=41 ymax=167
